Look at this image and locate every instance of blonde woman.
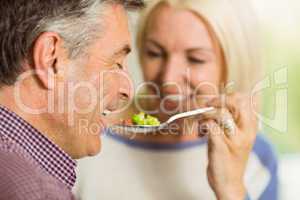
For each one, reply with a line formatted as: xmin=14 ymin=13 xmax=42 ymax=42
xmin=75 ymin=0 xmax=278 ymax=199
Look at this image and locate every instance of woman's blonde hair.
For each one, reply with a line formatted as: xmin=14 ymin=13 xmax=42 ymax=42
xmin=136 ymin=0 xmax=263 ymax=92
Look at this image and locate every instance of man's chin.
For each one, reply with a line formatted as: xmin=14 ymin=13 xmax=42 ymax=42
xmin=76 ymin=137 xmax=102 ymax=159
xmin=88 ymin=138 xmax=102 ymax=157
xmin=87 ymin=148 xmax=101 ymax=157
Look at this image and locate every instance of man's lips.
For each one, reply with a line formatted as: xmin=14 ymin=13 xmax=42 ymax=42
xmin=102 ymin=109 xmax=112 ymax=116
xmin=99 ymin=118 xmax=107 ymax=128
xmin=94 ymin=117 xmax=107 ymax=136
xmin=100 ymin=108 xmax=120 ymax=126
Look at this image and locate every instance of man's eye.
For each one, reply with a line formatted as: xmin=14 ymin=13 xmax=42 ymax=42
xmin=187 ymin=57 xmax=206 ymax=65
xmin=116 ymin=63 xmax=123 ymax=69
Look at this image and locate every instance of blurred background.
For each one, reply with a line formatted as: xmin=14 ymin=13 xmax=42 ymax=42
xmin=127 ymin=0 xmax=299 ymax=199
xmin=252 ymin=0 xmax=300 ymax=198
xmin=252 ymin=0 xmax=299 ymax=153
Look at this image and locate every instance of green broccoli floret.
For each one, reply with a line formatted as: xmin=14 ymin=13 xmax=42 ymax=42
xmin=132 ymin=112 xmax=147 ymax=125
xmin=146 ymin=115 xmax=161 ymax=126
xmin=132 ymin=112 xmax=160 ymax=126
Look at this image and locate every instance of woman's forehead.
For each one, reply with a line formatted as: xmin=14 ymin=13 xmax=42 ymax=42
xmin=145 ymin=4 xmax=214 ymax=51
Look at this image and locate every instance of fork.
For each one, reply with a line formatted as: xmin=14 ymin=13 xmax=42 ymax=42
xmin=109 ymin=107 xmax=215 ymax=134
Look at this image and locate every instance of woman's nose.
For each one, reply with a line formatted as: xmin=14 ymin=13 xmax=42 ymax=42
xmin=160 ymin=56 xmax=186 ymax=85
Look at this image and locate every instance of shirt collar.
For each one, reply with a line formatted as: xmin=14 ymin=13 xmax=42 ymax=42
xmin=0 ymin=106 xmax=77 ymax=189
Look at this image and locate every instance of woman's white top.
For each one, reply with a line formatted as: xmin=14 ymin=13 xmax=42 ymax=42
xmin=74 ymin=132 xmax=277 ymax=200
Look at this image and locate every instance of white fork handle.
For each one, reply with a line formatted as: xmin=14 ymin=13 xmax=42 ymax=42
xmin=166 ymin=107 xmax=215 ymax=124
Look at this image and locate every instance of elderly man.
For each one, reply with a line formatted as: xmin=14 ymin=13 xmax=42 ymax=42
xmin=0 ymin=0 xmax=143 ymax=199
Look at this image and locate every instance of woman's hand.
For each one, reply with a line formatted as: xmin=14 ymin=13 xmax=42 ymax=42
xmin=200 ymin=93 xmax=258 ymax=200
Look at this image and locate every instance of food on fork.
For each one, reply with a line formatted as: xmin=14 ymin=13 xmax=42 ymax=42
xmin=132 ymin=112 xmax=161 ymax=126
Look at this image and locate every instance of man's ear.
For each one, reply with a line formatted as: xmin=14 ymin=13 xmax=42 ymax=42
xmin=32 ymin=32 xmax=62 ymax=89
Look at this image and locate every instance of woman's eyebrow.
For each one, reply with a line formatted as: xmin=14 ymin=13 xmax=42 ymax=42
xmin=186 ymin=47 xmax=214 ymax=53
xmin=145 ymin=39 xmax=164 ymax=50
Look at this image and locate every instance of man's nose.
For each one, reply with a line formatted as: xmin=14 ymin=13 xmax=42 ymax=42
xmin=118 ymin=70 xmax=134 ymax=101
xmin=119 ymin=88 xmax=131 ymax=101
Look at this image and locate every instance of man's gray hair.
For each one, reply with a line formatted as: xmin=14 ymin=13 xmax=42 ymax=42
xmin=38 ymin=0 xmax=104 ymax=58
xmin=0 ymin=0 xmax=144 ymax=85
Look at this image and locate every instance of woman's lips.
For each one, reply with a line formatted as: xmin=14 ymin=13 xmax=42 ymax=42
xmin=161 ymin=94 xmax=198 ymax=112
xmin=163 ymin=99 xmax=180 ymax=111
xmin=162 ymin=94 xmax=186 ymax=109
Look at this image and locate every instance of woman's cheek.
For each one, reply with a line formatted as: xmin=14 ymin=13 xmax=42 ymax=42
xmin=190 ymin=67 xmax=220 ymax=95
xmin=143 ymin=61 xmax=161 ymax=81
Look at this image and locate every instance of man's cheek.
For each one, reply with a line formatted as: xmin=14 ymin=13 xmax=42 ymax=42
xmin=71 ymin=83 xmax=98 ymax=110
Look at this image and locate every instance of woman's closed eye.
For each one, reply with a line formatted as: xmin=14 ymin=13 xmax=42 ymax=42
xmin=187 ymin=56 xmax=206 ymax=65
xmin=146 ymin=49 xmax=164 ymax=58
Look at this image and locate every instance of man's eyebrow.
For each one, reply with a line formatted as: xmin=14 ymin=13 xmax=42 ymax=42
xmin=113 ymin=44 xmax=132 ymax=57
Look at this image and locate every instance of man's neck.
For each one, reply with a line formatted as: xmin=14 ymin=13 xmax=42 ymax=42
xmin=0 ymin=85 xmax=72 ymax=157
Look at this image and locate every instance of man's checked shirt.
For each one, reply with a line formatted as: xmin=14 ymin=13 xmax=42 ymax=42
xmin=0 ymin=106 xmax=77 ymax=200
